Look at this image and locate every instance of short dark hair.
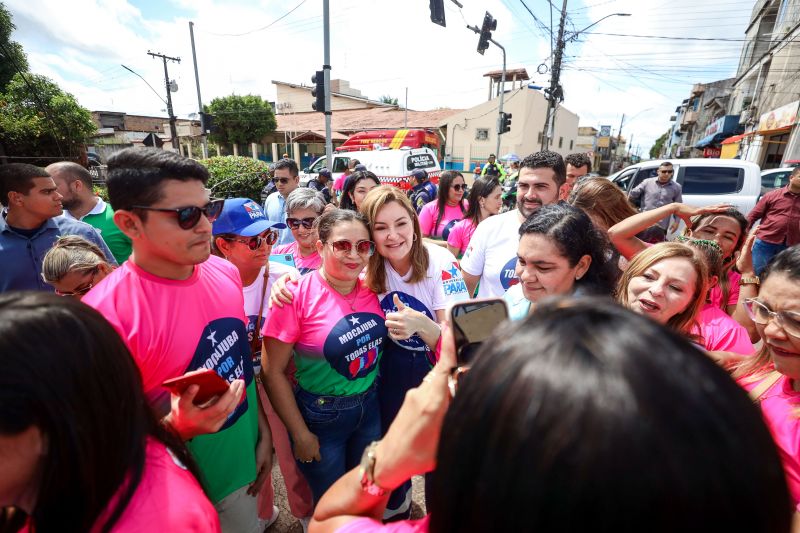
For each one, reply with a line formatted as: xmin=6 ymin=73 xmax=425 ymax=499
xmin=0 ymin=163 xmax=49 ymax=203
xmin=520 ymin=150 xmax=566 ymax=188
xmin=273 ymin=158 xmax=299 ymax=177
xmin=519 ymin=203 xmax=618 ymax=294
xmin=659 ymin=161 xmax=674 ymax=168
xmin=314 ymin=207 xmax=369 ymax=242
xmin=46 ymin=161 xmax=93 ymax=189
xmin=430 ymin=297 xmax=791 ymax=532
xmin=564 ymin=152 xmax=592 ymax=172
xmin=105 ymin=148 xmax=210 ymax=213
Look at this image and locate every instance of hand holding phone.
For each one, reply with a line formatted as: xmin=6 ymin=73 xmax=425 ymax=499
xmin=162 ymin=369 xmax=230 ymax=405
xmin=449 ymin=298 xmax=509 ymax=365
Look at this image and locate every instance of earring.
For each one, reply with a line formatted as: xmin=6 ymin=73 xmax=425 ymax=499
xmin=412 ymin=234 xmax=417 ymax=242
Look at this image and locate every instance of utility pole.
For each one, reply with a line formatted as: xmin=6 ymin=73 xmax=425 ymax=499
xmin=608 ymin=113 xmax=625 ymax=175
xmin=541 ymin=0 xmax=568 ymax=151
xmin=188 ymin=22 xmax=208 ymax=159
xmin=404 ymin=87 xmax=408 ymax=128
xmin=322 ymin=0 xmax=333 ymax=168
xmin=148 ymin=50 xmax=181 ymax=151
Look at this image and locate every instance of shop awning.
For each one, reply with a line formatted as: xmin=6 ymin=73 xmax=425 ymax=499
xmin=721 ymin=132 xmax=753 ymax=145
xmin=695 ymin=132 xmax=729 ymax=148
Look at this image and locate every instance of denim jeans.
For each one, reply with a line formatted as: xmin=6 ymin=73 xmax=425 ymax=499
xmin=752 ymin=238 xmax=787 ymax=277
xmin=378 ymin=344 xmax=433 ymax=519
xmin=294 ymin=384 xmax=381 ymax=503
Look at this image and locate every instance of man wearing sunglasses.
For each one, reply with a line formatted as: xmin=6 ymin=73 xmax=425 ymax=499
xmin=0 ymin=163 xmax=116 ymax=293
xmin=82 ymin=148 xmax=264 ymax=532
xmin=264 ymin=158 xmax=300 ymax=246
xmin=628 ymin=161 xmax=683 ymax=242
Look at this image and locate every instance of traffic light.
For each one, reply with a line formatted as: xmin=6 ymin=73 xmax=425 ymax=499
xmin=311 ymin=70 xmax=326 ymax=113
xmin=477 ymin=12 xmax=496 ymax=55
xmin=498 ymin=112 xmax=512 ymax=134
xmin=430 ymin=0 xmax=446 ymax=27
xmin=199 ymin=112 xmax=217 ymax=134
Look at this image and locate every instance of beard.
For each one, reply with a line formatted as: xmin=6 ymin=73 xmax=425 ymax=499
xmin=60 ymin=195 xmax=82 ymax=211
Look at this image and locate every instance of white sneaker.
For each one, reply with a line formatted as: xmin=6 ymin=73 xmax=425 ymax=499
xmin=258 ymin=505 xmax=280 ymax=531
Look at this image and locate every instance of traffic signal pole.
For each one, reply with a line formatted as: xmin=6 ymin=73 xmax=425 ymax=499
xmin=489 ymin=36 xmax=506 ymax=157
xmin=322 ymin=0 xmax=333 ymax=168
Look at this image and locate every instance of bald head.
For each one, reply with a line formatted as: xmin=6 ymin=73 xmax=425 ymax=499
xmin=46 ymin=162 xmax=93 ymax=189
xmin=46 ymin=161 xmax=95 ymax=212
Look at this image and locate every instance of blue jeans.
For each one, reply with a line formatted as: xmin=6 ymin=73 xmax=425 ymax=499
xmin=294 ymin=385 xmax=381 ymax=503
xmin=378 ymin=344 xmax=433 ymax=519
xmin=752 ymin=238 xmax=787 ymax=277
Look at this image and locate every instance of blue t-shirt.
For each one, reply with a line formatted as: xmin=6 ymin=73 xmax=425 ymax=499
xmin=0 ymin=213 xmax=116 ymax=292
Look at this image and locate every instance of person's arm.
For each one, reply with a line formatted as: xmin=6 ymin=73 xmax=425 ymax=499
xmin=746 ymin=193 xmax=769 ymax=230
xmin=310 ymin=326 xmax=457 ymax=533
xmin=247 ymin=387 xmax=273 ymax=495
xmin=262 ymin=338 xmax=321 ymax=462
xmin=668 ymin=184 xmax=684 ymax=233
xmin=732 ymin=232 xmax=761 ymax=342
xmin=447 ymin=244 xmax=461 ymax=257
xmin=627 ymin=180 xmax=646 ymax=204
xmin=418 ymin=204 xmax=435 ymax=237
xmin=463 ymin=271 xmax=480 ymax=299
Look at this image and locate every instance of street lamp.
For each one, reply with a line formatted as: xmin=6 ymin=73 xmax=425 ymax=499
xmin=541 ymin=9 xmax=631 ymax=151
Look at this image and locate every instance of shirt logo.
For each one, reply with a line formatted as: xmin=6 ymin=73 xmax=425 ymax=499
xmin=323 ymin=312 xmax=386 ymax=380
xmin=441 ymin=262 xmax=468 ymax=297
xmin=440 ymin=218 xmax=459 ymax=240
xmin=500 ymin=256 xmax=519 ymax=290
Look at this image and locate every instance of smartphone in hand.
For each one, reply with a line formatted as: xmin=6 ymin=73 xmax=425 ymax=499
xmin=162 ymin=369 xmax=230 ymax=405
xmin=449 ymin=298 xmax=509 ymax=366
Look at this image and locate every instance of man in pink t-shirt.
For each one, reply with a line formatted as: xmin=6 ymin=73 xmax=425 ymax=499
xmin=82 ymin=148 xmax=267 ymax=533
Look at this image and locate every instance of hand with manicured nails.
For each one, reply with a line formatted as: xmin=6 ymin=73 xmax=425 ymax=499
xmin=163 ymin=371 xmax=245 ymax=441
xmin=385 ymin=293 xmax=431 ymax=341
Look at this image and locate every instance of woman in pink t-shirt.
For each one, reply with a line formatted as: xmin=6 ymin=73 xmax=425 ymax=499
xmin=0 ymin=293 xmax=219 ymax=532
xmin=418 ymin=170 xmax=468 ymax=240
xmin=273 ymin=187 xmax=326 ymax=274
xmin=734 ymin=247 xmax=800 ymax=512
xmin=446 ymin=176 xmax=502 ymax=258
xmin=309 ymin=299 xmax=790 ymax=532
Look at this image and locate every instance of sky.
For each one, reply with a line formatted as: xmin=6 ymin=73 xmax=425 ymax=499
xmin=5 ymin=0 xmax=756 ymax=156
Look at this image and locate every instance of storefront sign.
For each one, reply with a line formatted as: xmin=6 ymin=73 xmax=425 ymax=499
xmin=597 ymin=137 xmax=610 ymax=148
xmin=600 ymin=125 xmax=612 ymax=137
xmin=703 ymin=147 xmax=721 ymax=158
xmin=758 ymin=100 xmax=799 ymax=132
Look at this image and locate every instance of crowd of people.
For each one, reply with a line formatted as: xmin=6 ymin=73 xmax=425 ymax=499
xmin=1 ymin=146 xmax=800 ymax=533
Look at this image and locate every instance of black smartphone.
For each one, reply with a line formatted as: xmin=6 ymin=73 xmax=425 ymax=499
xmin=449 ymin=298 xmax=509 ymax=365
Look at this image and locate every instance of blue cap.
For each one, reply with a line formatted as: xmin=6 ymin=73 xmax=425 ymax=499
xmin=354 ymin=164 xmax=367 ymax=171
xmin=319 ymin=167 xmax=332 ymax=178
xmin=212 ymin=198 xmax=286 ymax=237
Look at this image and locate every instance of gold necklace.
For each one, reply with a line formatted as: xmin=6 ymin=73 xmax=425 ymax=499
xmin=321 ymin=269 xmax=358 ymax=311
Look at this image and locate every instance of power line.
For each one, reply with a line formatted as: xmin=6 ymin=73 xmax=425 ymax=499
xmin=584 ymin=31 xmax=791 ymax=42
xmin=201 ymin=0 xmax=309 ymax=37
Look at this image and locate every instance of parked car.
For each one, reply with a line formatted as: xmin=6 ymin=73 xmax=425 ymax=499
xmin=760 ymin=167 xmax=794 ymax=197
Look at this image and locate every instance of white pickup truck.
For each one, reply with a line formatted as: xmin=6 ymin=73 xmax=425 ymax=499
xmin=610 ymin=158 xmax=762 ymax=216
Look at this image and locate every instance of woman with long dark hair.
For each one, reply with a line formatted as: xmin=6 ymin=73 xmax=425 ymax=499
xmin=446 ymin=176 xmax=502 ymax=258
xmin=0 ymin=293 xmax=219 ymax=532
xmin=310 ymin=298 xmax=791 ymax=532
xmin=418 ymin=170 xmax=468 ymax=240
xmin=340 ymin=171 xmax=381 ymax=212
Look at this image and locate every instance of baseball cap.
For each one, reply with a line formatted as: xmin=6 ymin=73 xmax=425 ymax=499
xmin=212 ymin=198 xmax=286 ymax=236
xmin=410 ymin=168 xmax=428 ymax=181
xmin=354 ymin=164 xmax=367 ymax=171
xmin=319 ymin=168 xmax=332 ymax=178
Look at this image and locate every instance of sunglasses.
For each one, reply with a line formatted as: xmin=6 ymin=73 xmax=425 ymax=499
xmin=745 ymin=298 xmax=800 ymax=338
xmin=271 ymin=177 xmax=291 ymax=185
xmin=131 ymin=199 xmax=225 ymax=230
xmin=223 ymin=230 xmax=278 ymax=250
xmin=54 ymin=267 xmax=98 ymax=297
xmin=327 ymin=239 xmax=376 ymax=256
xmin=659 ymin=170 xmax=674 ymax=174
xmin=452 ymin=184 xmax=465 ymax=191
xmin=286 ymin=217 xmax=317 ymax=230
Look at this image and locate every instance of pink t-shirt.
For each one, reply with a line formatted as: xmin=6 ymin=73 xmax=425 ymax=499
xmin=693 ymin=302 xmax=754 ymax=355
xmin=274 ymin=241 xmax=321 ymax=274
xmin=93 ymin=438 xmax=221 ymax=532
xmin=335 ymin=515 xmax=429 ymax=533
xmin=333 ymin=173 xmax=348 ymax=192
xmin=83 ymin=255 xmax=259 ymax=503
xmin=446 ymin=218 xmax=477 ymax=257
xmin=262 ymin=270 xmax=388 ymax=396
xmin=709 ymin=269 xmax=741 ymax=310
xmin=418 ymin=201 xmax=467 ymax=239
xmin=739 ymin=373 xmax=800 ymax=510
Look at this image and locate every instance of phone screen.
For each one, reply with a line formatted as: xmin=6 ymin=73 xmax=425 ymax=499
xmin=450 ymin=299 xmax=509 ymax=365
xmin=270 ymin=253 xmax=297 ymax=269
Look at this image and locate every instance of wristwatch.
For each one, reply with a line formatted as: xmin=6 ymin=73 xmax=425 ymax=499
xmin=359 ymin=441 xmax=388 ymax=496
xmin=739 ymin=276 xmax=760 ymax=286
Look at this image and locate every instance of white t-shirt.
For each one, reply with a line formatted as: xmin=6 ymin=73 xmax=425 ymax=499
xmin=460 ymin=209 xmax=522 ymax=298
xmin=379 ymin=242 xmax=469 ymax=354
xmin=242 ymin=261 xmax=298 ymax=374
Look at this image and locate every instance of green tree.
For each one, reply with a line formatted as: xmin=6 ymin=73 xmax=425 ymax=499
xmin=0 ymin=73 xmax=95 ymax=160
xmin=379 ymin=95 xmax=398 ymax=105
xmin=200 ymin=155 xmax=270 ymax=200
xmin=0 ymin=2 xmax=28 ymax=92
xmin=206 ymin=94 xmax=276 ymax=147
xmin=650 ymin=130 xmax=670 ymax=159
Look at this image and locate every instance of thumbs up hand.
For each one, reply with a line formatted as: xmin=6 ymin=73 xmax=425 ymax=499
xmin=385 ymin=293 xmax=426 ymax=341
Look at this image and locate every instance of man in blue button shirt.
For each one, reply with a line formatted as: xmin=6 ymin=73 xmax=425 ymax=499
xmin=0 ymin=163 xmax=115 ymax=292
xmin=263 ymin=158 xmax=300 ymax=245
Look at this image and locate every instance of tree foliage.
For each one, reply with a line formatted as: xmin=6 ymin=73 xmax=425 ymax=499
xmin=200 ymin=155 xmax=270 ymax=200
xmin=0 ymin=73 xmax=95 ymax=160
xmin=650 ymin=130 xmax=670 ymax=159
xmin=379 ymin=95 xmax=398 ymax=105
xmin=0 ymin=2 xmax=28 ymax=92
xmin=206 ymin=94 xmax=277 ymax=147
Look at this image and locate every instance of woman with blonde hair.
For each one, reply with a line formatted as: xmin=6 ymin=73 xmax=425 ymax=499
xmin=616 ymin=242 xmax=709 ymax=337
xmin=41 ymin=235 xmax=114 ymax=298
xmin=569 ymin=177 xmax=638 ymax=232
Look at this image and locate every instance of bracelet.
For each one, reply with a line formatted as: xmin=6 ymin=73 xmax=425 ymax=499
xmin=738 ymin=275 xmax=760 ymax=286
xmin=359 ymin=441 xmax=389 ymax=496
